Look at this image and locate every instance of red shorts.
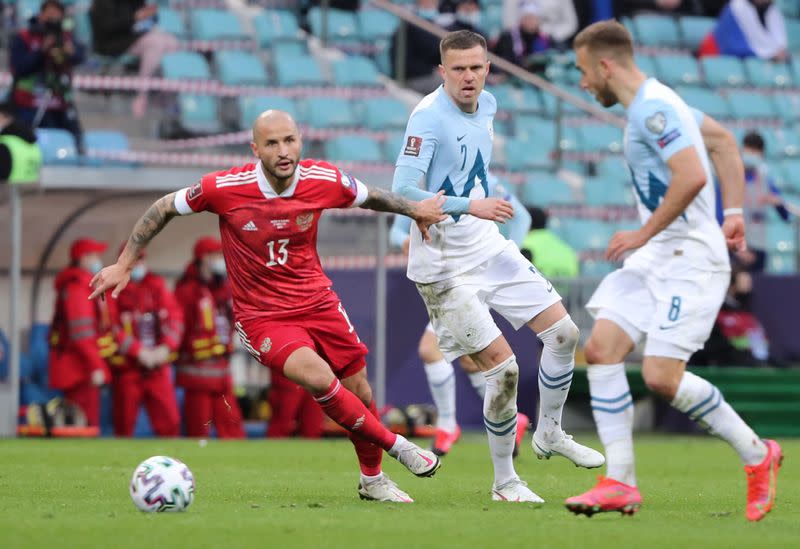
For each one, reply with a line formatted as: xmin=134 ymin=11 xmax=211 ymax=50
xmin=236 ymin=298 xmax=368 ymax=379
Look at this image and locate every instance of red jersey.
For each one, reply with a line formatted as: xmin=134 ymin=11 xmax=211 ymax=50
xmin=176 ymin=159 xmax=366 ymax=323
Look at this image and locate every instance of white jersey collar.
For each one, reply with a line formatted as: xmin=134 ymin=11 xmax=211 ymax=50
xmin=256 ymin=160 xmax=300 ymax=199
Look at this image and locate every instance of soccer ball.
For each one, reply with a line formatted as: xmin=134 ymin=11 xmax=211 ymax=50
xmin=129 ymin=456 xmax=195 ymax=513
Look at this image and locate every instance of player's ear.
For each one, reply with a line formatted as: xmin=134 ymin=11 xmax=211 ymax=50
xmin=438 ymin=64 xmax=445 ymax=80
xmin=249 ymin=141 xmax=258 ymax=157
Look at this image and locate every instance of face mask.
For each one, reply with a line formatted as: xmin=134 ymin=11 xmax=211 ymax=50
xmin=210 ymin=258 xmax=227 ymax=277
xmin=130 ymin=264 xmax=147 ymax=282
xmin=87 ymin=259 xmax=103 ymax=275
xmin=742 ymin=153 xmax=762 ymax=169
xmin=457 ymin=12 xmax=481 ymax=27
xmin=417 ymin=9 xmax=439 ymax=19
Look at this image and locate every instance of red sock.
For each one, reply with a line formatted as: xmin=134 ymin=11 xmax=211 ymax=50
xmin=348 ymin=400 xmax=384 ymax=476
xmin=315 ymin=380 xmax=397 ymax=451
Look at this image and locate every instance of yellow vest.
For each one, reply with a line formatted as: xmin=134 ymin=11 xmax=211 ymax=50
xmin=0 ymin=134 xmax=42 ymax=184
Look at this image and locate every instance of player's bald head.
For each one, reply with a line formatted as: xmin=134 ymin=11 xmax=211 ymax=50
xmin=252 ymin=110 xmax=298 ymax=141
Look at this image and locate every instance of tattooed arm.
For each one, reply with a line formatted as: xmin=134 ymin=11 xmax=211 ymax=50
xmin=360 ymin=186 xmax=446 ymax=241
xmin=89 ymin=192 xmax=179 ymax=300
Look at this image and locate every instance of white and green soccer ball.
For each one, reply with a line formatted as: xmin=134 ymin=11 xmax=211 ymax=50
xmin=129 ymin=456 xmax=195 ymax=513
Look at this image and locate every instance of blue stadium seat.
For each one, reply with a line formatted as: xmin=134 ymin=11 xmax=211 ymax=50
xmin=238 ymin=95 xmax=299 ymax=130
xmin=36 ymin=129 xmax=78 ymax=165
xmin=274 ymin=55 xmax=327 ymax=86
xmin=325 ymin=135 xmax=383 ymax=163
xmin=772 ymin=92 xmax=800 ymax=123
xmin=253 ymin=10 xmax=301 ymax=47
xmin=583 ymin=176 xmax=633 ymax=207
xmin=503 ymin=138 xmax=551 ymax=171
xmin=83 ymin=130 xmax=132 ymax=167
xmin=763 ymin=127 xmax=800 ymax=157
xmin=332 ymin=56 xmax=382 ymax=87
xmin=787 ymin=18 xmax=800 ymax=52
xmin=653 ymin=54 xmax=701 ymax=86
xmin=561 ymin=219 xmax=616 ymax=251
xmin=177 ymin=94 xmax=222 ymax=134
xmin=767 ymin=221 xmax=797 ymax=254
xmin=743 ymin=58 xmax=793 ymax=88
xmin=726 ymin=91 xmax=777 ymax=119
xmin=635 ymin=55 xmax=658 ymax=78
xmin=576 ymin=125 xmax=624 ymax=154
xmin=675 ymin=86 xmax=731 ymax=119
xmin=161 ymin=51 xmax=211 ymax=80
xmin=540 ymin=86 xmax=585 ymax=116
xmin=216 ymin=50 xmax=269 ymax=86
xmin=514 ymin=115 xmax=556 ymax=149
xmin=701 ymin=56 xmax=746 ymax=87
xmin=305 ymin=97 xmax=356 ymax=128
xmin=632 ymin=15 xmax=681 ymax=47
xmin=383 ymin=132 xmax=405 ymax=162
xmin=362 ymin=97 xmax=409 ymax=130
xmin=594 ymin=156 xmax=628 ymax=181
xmin=778 ymin=0 xmax=800 ymax=17
xmin=679 ymin=16 xmax=715 ymax=50
xmin=580 ymin=260 xmax=616 ymax=278
xmin=558 ymin=125 xmax=581 ymax=153
xmin=780 ymin=159 xmax=800 ymax=192
xmin=357 ymin=9 xmax=399 ymax=41
xmin=16 ymin=0 xmax=40 ymax=23
xmin=158 ymin=8 xmax=188 ymax=40
xmin=307 ymin=7 xmax=358 ymax=44
xmin=767 ymin=252 xmax=797 ymax=274
xmin=521 ymin=174 xmax=574 ymax=206
xmin=271 ymin=41 xmax=308 ymax=58
xmin=191 ymin=9 xmax=248 ymax=41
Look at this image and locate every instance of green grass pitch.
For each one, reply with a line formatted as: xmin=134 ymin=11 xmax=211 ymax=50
xmin=1 ymin=435 xmax=797 ymax=548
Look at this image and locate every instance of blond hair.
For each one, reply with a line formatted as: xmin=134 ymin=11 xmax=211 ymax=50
xmin=573 ymin=19 xmax=634 ymax=63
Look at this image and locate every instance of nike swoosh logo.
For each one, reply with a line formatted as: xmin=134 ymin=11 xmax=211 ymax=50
xmin=418 ymin=452 xmax=434 ymax=466
xmin=658 ymin=324 xmax=678 ymax=330
xmin=457 ymin=134 xmax=466 ymax=141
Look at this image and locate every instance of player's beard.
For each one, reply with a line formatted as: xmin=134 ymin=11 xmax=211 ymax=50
xmin=264 ymin=159 xmax=297 ymax=183
xmin=596 ymin=84 xmax=618 ymax=108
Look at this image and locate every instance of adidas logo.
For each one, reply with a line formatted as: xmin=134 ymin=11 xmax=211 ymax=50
xmin=242 ymin=220 xmax=258 ymax=231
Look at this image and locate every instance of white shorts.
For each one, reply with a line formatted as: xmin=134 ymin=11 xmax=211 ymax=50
xmin=586 ymin=257 xmax=729 ymax=361
xmin=416 ymin=245 xmax=561 ymax=362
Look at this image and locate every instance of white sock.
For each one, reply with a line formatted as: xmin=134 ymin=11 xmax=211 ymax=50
xmin=424 ymin=359 xmax=457 ymax=432
xmin=483 ymin=355 xmax=519 ymax=486
xmin=360 ymin=472 xmax=383 ymax=484
xmin=671 ymin=371 xmax=767 ymax=465
xmin=535 ymin=316 xmax=578 ymax=443
xmin=468 ymin=371 xmax=487 ymax=399
xmin=588 ymin=363 xmax=636 ymax=486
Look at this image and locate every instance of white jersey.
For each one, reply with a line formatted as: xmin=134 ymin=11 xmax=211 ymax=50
xmin=396 ymin=86 xmax=510 ymax=283
xmin=624 ymin=78 xmax=729 ymax=273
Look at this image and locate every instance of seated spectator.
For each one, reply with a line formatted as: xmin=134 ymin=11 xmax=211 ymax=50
xmin=90 ymin=0 xmax=179 ymax=118
xmin=699 ymin=0 xmax=787 ymax=60
xmin=502 ymin=0 xmax=577 ymax=46
xmin=491 ymin=1 xmax=552 ymax=74
xmin=735 ymin=131 xmax=791 ymax=273
xmin=0 ymin=101 xmax=41 ymax=185
xmin=520 ymin=206 xmax=579 ymax=279
xmin=391 ymin=0 xmax=446 ymax=95
xmin=9 ymin=0 xmax=86 ymax=153
xmin=440 ymin=0 xmax=485 ymax=35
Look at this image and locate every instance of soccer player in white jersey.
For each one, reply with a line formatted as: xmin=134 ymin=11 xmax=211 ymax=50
xmin=390 ymin=176 xmax=532 ymax=457
xmin=393 ymin=30 xmax=604 ymax=504
xmin=565 ymin=20 xmax=782 ymax=521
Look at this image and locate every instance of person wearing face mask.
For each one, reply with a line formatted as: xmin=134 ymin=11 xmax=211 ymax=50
xmin=48 ymin=238 xmax=116 ymax=426
xmin=440 ymin=0 xmax=485 ymax=34
xmin=174 ymin=237 xmax=245 ymax=438
xmin=109 ymin=244 xmax=182 ymax=437
xmin=391 ymin=0 xmax=447 ymax=95
xmin=491 ymin=1 xmax=552 ymax=76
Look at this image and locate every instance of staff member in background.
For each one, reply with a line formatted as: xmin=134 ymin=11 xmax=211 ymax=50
xmin=0 ymin=101 xmax=42 ymax=184
xmin=174 ymin=237 xmax=245 ymax=438
xmin=266 ymin=370 xmax=325 ymax=439
xmin=110 ymin=244 xmax=182 ymax=437
xmin=48 ymin=238 xmax=115 ymax=426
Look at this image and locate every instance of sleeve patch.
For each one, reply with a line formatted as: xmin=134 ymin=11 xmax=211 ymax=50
xmin=343 ymin=172 xmax=357 ymax=191
xmin=645 ymin=112 xmax=667 ymax=134
xmin=187 ymin=182 xmax=203 ymax=200
xmin=657 ymin=128 xmax=682 ymax=149
xmin=403 ymin=136 xmax=423 ymax=157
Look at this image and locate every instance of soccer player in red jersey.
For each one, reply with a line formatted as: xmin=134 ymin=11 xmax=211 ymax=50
xmin=89 ymin=110 xmax=446 ymax=502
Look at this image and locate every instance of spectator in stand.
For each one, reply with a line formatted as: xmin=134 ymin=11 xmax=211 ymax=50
xmin=9 ymin=0 xmax=86 ymax=153
xmin=266 ymin=370 xmax=325 ymax=439
xmin=89 ymin=1 xmax=180 ymax=118
xmin=520 ymin=206 xmax=579 ymax=280
xmin=391 ymin=0 xmax=447 ymax=94
xmin=492 ymin=2 xmax=552 ymax=74
xmin=699 ymin=0 xmax=788 ymax=60
xmin=440 ymin=0 xmax=485 ymax=35
xmin=502 ymin=0 xmax=578 ymax=46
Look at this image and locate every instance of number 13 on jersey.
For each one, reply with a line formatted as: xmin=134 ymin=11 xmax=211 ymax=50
xmin=266 ymin=239 xmax=289 ymax=267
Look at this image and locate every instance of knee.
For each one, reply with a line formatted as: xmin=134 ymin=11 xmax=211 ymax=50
xmin=353 ymin=378 xmax=373 ymax=405
xmin=642 ymin=367 xmax=679 ymax=400
xmin=418 ymin=331 xmax=442 ymax=364
xmin=584 ymin=338 xmax=608 ymax=365
xmin=541 ymin=317 xmax=580 ymax=355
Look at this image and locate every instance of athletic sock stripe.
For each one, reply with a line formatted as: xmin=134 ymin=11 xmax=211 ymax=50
xmin=483 ymin=414 xmax=516 ymax=429
xmin=430 ymin=373 xmax=455 ymax=388
xmin=539 ymin=368 xmax=574 ymax=383
xmin=484 ymin=421 xmax=517 ymax=437
xmin=538 ymin=371 xmax=573 ymax=389
xmin=591 ymin=400 xmax=633 ymax=414
xmin=591 ymin=391 xmax=632 ymax=404
xmin=685 ymin=386 xmax=718 ymax=417
xmin=315 ymin=380 xmax=342 ymax=403
xmin=692 ymin=390 xmax=723 ymax=421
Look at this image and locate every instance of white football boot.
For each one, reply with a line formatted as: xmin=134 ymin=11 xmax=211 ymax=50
xmin=491 ymin=477 xmax=545 ymax=503
xmin=389 ymin=435 xmax=441 ymax=477
xmin=532 ymin=431 xmax=605 ymax=469
xmin=358 ymin=473 xmax=414 ymax=503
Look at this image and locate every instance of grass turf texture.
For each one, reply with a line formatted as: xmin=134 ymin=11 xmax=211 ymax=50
xmin=1 ymin=435 xmax=797 ymax=548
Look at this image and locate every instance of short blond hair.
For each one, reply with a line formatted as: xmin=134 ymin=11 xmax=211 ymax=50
xmin=574 ymin=19 xmax=634 ymax=63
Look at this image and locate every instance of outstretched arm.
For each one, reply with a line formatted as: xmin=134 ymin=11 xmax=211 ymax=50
xmin=89 ymin=192 xmax=180 ymax=299
xmin=360 ymin=186 xmax=446 ymax=241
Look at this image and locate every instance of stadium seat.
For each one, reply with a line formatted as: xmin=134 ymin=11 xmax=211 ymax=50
xmin=383 ymin=132 xmax=405 ymax=162
xmin=362 ymin=97 xmax=409 ymax=130
xmin=765 ymin=127 xmax=800 ymax=157
xmin=332 ymin=56 xmax=382 ymax=87
xmin=772 ymin=93 xmax=800 ymax=123
xmin=576 ymin=124 xmax=624 ymax=154
xmin=700 ymin=56 xmax=747 ymax=87
xmin=274 ymin=55 xmax=327 ymax=86
xmin=305 ymin=97 xmax=356 ymax=128
xmin=521 ymin=173 xmax=574 ymax=206
xmin=583 ymin=176 xmax=633 ymax=207
xmin=36 ymin=128 xmax=78 ymax=165
xmin=325 ymin=135 xmax=383 ymax=163
xmin=177 ymin=93 xmax=222 ymax=134
xmin=594 ymin=156 xmax=628 ymax=180
xmin=632 ymin=15 xmax=681 ymax=47
xmin=675 ymin=86 xmax=731 ymax=119
xmin=767 ymin=221 xmax=797 ymax=254
xmin=253 ymin=10 xmax=302 ymax=47
xmin=653 ymin=54 xmax=701 ymax=86
xmin=678 ymin=16 xmax=715 ymax=50
xmin=307 ymin=7 xmax=358 ymax=44
xmin=766 ymin=252 xmax=797 ymax=274
xmin=357 ymin=9 xmax=399 ymax=41
xmin=743 ymin=58 xmax=793 ymax=88
xmin=271 ymin=41 xmax=309 ymax=58
xmin=558 ymin=125 xmax=582 ymax=153
xmin=778 ymin=0 xmax=800 ymax=17
xmin=726 ymin=91 xmax=777 ymax=119
xmin=83 ymin=130 xmax=132 ymax=167
xmin=490 ymin=85 xmax=543 ymax=114
xmin=780 ymin=159 xmax=800 ymax=192
xmin=787 ymin=18 xmax=800 ymax=52
xmin=514 ymin=115 xmax=556 ymax=149
xmin=561 ymin=219 xmax=616 ymax=251
xmin=580 ymin=260 xmax=616 ymax=278
xmin=502 ymin=138 xmax=551 ymax=171
xmin=238 ymin=95 xmax=299 ymax=130
xmin=190 ymin=9 xmax=248 ymax=41
xmin=160 ymin=51 xmax=211 ymax=80
xmin=158 ymin=8 xmax=188 ymax=40
xmin=635 ymin=55 xmax=658 ymax=78
xmin=216 ymin=51 xmax=269 ymax=86
xmin=540 ymin=86 xmax=585 ymax=116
